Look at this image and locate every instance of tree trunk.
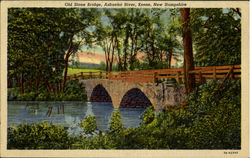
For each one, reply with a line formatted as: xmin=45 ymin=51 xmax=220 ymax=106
xmin=19 ymin=77 xmax=21 ymax=87
xmin=110 ymin=37 xmax=115 ymax=72
xmin=20 ymin=73 xmax=24 ymax=94
xmin=33 ymin=58 xmax=51 ymax=93
xmin=29 ymin=79 xmax=32 ymax=89
xmin=25 ymin=81 xmax=28 ymax=89
xmin=15 ymin=77 xmax=18 ymax=88
xmin=123 ymin=29 xmax=129 ymax=71
xmin=168 ymin=48 xmax=173 ymax=68
xmin=62 ymin=35 xmax=74 ymax=93
xmin=51 ymin=82 xmax=55 ymax=94
xmin=55 ymin=80 xmax=59 ymax=94
xmin=35 ymin=79 xmax=38 ymax=88
xmin=62 ymin=56 xmax=69 ymax=93
xmin=181 ymin=8 xmax=195 ymax=95
xmin=9 ymin=75 xmax=13 ymax=88
xmin=115 ymin=36 xmax=122 ymax=71
xmin=103 ymin=39 xmax=110 ymax=72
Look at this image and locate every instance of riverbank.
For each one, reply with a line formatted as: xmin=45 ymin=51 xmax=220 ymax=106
xmin=8 ymin=80 xmax=87 ymax=102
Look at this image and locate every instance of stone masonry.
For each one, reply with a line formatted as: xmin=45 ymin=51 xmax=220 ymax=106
xmin=81 ymin=79 xmax=186 ymax=111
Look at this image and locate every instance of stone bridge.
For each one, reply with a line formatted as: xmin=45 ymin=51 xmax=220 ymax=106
xmin=81 ymin=79 xmax=186 ymax=111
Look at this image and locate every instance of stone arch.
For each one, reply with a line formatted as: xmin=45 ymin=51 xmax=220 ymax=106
xmin=119 ymin=88 xmax=152 ymax=108
xmin=90 ymin=84 xmax=112 ymax=102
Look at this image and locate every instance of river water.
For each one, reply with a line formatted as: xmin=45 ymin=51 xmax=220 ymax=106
xmin=8 ymin=101 xmax=146 ymax=135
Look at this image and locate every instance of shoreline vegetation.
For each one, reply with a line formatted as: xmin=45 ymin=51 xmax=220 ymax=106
xmin=7 ymin=79 xmax=241 ymax=149
xmin=8 ymin=80 xmax=87 ymax=102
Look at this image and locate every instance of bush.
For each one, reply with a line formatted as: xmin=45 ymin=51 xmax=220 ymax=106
xmin=17 ymin=92 xmax=36 ymax=101
xmin=109 ymin=110 xmax=123 ymax=133
xmin=140 ymin=106 xmax=155 ymax=125
xmin=81 ymin=116 xmax=97 ymax=134
xmin=8 ymin=88 xmax=20 ymax=100
xmin=7 ymin=122 xmax=72 ymax=149
xmin=186 ymin=79 xmax=241 ymax=149
xmin=36 ymin=92 xmax=50 ymax=101
xmin=9 ymin=80 xmax=87 ymax=101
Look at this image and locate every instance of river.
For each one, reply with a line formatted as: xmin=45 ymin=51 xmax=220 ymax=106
xmin=8 ymin=101 xmax=146 ymax=135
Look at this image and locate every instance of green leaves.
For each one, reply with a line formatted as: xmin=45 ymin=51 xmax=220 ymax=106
xmin=81 ymin=116 xmax=97 ymax=134
xmin=8 ymin=8 xmax=100 ymax=94
xmin=109 ymin=109 xmax=123 ymax=133
xmin=191 ymin=8 xmax=241 ymax=66
xmin=141 ymin=106 xmax=155 ymax=125
xmin=187 ymin=79 xmax=241 ymax=149
xmin=7 ymin=122 xmax=71 ymax=149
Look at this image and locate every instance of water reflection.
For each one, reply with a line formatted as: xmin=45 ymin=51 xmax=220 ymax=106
xmin=8 ymin=101 xmax=146 ymax=135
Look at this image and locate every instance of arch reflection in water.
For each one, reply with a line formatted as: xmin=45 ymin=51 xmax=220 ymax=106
xmin=91 ymin=102 xmax=114 ymax=131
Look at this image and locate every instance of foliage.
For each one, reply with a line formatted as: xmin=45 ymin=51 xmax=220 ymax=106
xmin=187 ymin=79 xmax=241 ymax=149
xmin=141 ymin=106 xmax=155 ymax=125
xmin=17 ymin=92 xmax=36 ymax=101
xmin=81 ymin=116 xmax=97 ymax=134
xmin=109 ymin=109 xmax=123 ymax=133
xmin=7 ymin=122 xmax=72 ymax=149
xmin=8 ymin=8 xmax=100 ymax=94
xmin=8 ymin=80 xmax=87 ymax=101
xmin=8 ymin=88 xmax=20 ymax=100
xmin=94 ymin=9 xmax=183 ymax=71
xmin=191 ymin=8 xmax=241 ymax=66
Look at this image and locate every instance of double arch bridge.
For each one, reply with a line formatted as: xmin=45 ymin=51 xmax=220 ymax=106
xmin=68 ymin=65 xmax=241 ymax=110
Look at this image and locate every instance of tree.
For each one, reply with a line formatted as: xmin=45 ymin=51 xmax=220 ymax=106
xmin=180 ymin=8 xmax=195 ymax=95
xmin=8 ymin=8 xmax=100 ymax=94
xmin=191 ymin=8 xmax=241 ymax=66
xmin=61 ymin=8 xmax=100 ymax=92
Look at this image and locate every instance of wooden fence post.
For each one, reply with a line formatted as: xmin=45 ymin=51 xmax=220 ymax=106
xmin=106 ymin=72 xmax=108 ymax=79
xmin=199 ymin=71 xmax=203 ymax=84
xmin=154 ymin=72 xmax=158 ymax=83
xmin=108 ymin=72 xmax=112 ymax=80
xmin=230 ymin=65 xmax=234 ymax=80
xmin=99 ymin=72 xmax=102 ymax=79
xmin=81 ymin=72 xmax=84 ymax=79
xmin=177 ymin=71 xmax=182 ymax=84
xmin=213 ymin=66 xmax=216 ymax=81
xmin=89 ymin=72 xmax=92 ymax=79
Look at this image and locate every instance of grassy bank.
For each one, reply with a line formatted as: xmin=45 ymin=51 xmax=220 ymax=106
xmin=67 ymin=68 xmax=101 ymax=75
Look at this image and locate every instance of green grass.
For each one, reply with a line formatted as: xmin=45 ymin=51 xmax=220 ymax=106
xmin=67 ymin=68 xmax=101 ymax=75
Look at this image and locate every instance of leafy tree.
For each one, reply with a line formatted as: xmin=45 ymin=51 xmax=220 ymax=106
xmin=187 ymin=79 xmax=241 ymax=149
xmin=191 ymin=8 xmax=241 ymax=66
xmin=8 ymin=8 xmax=100 ymax=95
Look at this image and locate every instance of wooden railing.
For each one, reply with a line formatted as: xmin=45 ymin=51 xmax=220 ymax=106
xmin=67 ymin=64 xmax=241 ymax=83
